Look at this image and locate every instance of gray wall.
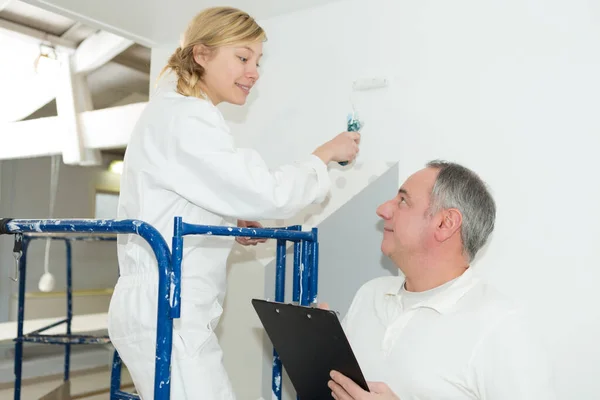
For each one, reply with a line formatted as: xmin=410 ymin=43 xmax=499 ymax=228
xmin=0 ymin=156 xmax=121 ymax=323
xmin=0 ymin=157 xmax=121 ymax=381
xmin=261 ymin=164 xmax=399 ymax=400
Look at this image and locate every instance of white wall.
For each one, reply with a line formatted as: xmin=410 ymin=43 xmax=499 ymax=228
xmin=149 ymin=0 xmax=600 ymax=398
xmin=260 ymin=166 xmax=400 ymax=399
xmin=250 ymin=0 xmax=600 ymax=398
xmin=0 ymin=156 xmax=122 ymax=380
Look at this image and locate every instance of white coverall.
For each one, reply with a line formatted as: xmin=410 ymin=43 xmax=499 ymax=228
xmin=107 ymin=79 xmax=331 ymax=399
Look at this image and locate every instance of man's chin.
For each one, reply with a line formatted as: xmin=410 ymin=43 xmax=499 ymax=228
xmin=381 ymin=243 xmax=392 ymax=258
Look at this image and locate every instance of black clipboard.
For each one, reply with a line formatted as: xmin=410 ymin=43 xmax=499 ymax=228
xmin=252 ymin=299 xmax=369 ymax=399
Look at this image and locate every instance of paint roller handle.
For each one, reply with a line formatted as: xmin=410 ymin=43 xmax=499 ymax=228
xmin=338 ymin=114 xmax=363 ymax=166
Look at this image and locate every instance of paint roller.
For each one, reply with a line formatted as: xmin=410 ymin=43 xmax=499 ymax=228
xmin=338 ymin=77 xmax=389 ymax=166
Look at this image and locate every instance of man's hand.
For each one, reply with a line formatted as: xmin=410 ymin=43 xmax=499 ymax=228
xmin=236 ymin=220 xmax=268 ymax=246
xmin=328 ymin=371 xmax=399 ymax=400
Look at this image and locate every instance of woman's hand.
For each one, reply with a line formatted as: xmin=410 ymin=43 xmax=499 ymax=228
xmin=313 ymin=131 xmax=361 ymax=164
xmin=236 ymin=220 xmax=268 ymax=246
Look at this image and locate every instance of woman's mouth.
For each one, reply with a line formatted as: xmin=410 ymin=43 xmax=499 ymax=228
xmin=235 ymin=83 xmax=250 ymax=94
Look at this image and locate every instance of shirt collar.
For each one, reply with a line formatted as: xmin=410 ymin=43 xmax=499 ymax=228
xmin=385 ymin=267 xmax=478 ymax=314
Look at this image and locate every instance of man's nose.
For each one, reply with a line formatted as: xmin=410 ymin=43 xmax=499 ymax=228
xmin=376 ymin=200 xmax=393 ymax=220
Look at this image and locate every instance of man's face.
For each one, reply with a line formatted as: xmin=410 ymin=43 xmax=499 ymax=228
xmin=376 ymin=167 xmax=440 ymax=266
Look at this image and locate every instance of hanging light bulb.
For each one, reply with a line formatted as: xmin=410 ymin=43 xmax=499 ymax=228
xmin=39 ymin=156 xmax=60 ymax=293
xmin=34 ymin=44 xmax=59 ymax=75
xmin=38 ymin=238 xmax=56 ymax=292
xmin=109 ymin=160 xmax=124 ymax=175
xmin=38 ymin=271 xmax=56 ymax=292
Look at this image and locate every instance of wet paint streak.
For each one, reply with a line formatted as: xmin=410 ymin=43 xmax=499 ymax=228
xmin=273 ymin=373 xmax=282 ymax=397
xmin=181 ymin=223 xmax=314 ymax=241
xmin=300 ymin=241 xmax=312 ymax=306
xmin=20 ymin=334 xmax=111 ymax=344
xmin=310 ymin=238 xmax=319 ymax=305
xmin=299 ymin=263 xmax=305 ymax=305
xmin=293 ymin=241 xmax=301 ymax=303
xmin=272 ymin=349 xmax=283 ymax=400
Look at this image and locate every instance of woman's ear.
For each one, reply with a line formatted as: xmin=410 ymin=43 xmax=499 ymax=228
xmin=192 ymin=44 xmax=212 ymax=67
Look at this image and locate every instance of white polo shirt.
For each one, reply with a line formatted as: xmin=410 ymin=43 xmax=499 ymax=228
xmin=342 ymin=267 xmax=556 ymax=399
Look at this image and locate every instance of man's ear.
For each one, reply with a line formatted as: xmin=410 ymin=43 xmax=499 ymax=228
xmin=192 ymin=44 xmax=213 ymax=67
xmin=434 ymin=208 xmax=462 ymax=243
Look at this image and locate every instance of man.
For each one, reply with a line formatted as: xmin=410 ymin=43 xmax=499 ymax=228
xmin=328 ymin=160 xmax=555 ymax=399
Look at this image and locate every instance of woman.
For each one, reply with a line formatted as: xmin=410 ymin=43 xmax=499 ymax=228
xmin=107 ymin=6 xmax=360 ymax=399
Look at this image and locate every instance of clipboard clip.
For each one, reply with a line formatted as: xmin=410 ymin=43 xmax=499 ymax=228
xmin=309 ymin=302 xmax=340 ymax=317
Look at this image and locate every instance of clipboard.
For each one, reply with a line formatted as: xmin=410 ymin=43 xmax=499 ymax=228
xmin=252 ymin=299 xmax=369 ymax=398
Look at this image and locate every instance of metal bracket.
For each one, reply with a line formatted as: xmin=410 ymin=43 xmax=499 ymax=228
xmin=11 ymin=233 xmax=22 ymax=282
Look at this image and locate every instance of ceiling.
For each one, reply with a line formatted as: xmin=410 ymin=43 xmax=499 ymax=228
xmin=0 ymin=0 xmax=151 ymax=126
xmin=15 ymin=0 xmax=344 ymax=46
xmin=0 ymin=0 xmax=344 ymax=159
xmin=0 ymin=0 xmax=346 ymax=121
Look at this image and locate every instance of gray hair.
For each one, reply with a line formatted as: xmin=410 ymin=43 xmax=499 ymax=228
xmin=426 ymin=160 xmax=496 ymax=262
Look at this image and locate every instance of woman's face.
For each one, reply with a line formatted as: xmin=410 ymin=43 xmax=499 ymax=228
xmin=194 ymin=41 xmax=263 ymax=105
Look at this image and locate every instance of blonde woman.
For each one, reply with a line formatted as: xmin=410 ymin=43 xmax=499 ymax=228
xmin=107 ymin=6 xmax=360 ymax=399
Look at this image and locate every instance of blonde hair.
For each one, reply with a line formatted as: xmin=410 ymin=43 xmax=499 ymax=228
xmin=159 ymin=7 xmax=266 ymax=99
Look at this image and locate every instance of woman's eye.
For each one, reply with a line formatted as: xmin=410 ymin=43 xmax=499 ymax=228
xmin=239 ymin=56 xmax=248 ymax=62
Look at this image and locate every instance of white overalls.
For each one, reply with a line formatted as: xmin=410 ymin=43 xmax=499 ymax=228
xmin=107 ymin=79 xmax=331 ymax=399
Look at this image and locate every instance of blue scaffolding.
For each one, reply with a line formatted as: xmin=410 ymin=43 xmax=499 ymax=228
xmin=8 ymin=232 xmax=118 ymax=399
xmin=1 ymin=217 xmax=319 ymax=400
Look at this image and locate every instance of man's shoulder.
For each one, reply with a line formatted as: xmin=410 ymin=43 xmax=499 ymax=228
xmin=343 ymin=275 xmax=403 ymax=324
xmin=456 ymin=277 xmax=528 ymax=330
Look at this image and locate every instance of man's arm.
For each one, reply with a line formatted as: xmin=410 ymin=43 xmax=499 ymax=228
xmin=470 ymin=311 xmax=556 ymax=399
